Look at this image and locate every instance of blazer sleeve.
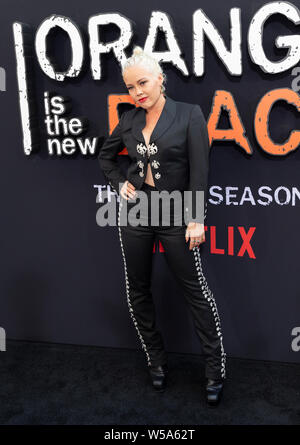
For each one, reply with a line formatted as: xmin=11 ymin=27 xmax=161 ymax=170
xmin=186 ymin=104 xmax=210 ymax=224
xmin=98 ymin=112 xmax=127 ymax=194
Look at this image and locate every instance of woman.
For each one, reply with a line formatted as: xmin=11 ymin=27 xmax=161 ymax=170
xmin=98 ymin=46 xmax=226 ymax=406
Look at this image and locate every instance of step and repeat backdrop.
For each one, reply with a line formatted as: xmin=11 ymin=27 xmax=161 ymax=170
xmin=0 ymin=0 xmax=300 ymax=363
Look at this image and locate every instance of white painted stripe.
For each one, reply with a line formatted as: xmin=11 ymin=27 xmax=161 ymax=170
xmin=12 ymin=23 xmax=33 ymax=155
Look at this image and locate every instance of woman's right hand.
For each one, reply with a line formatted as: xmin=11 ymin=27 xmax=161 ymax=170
xmin=120 ymin=180 xmax=137 ymax=200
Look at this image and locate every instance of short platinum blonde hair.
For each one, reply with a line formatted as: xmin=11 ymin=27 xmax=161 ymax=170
xmin=122 ymin=46 xmax=167 ymax=94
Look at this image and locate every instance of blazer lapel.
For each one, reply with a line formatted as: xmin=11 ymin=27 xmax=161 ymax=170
xmin=131 ymin=95 xmax=177 ymax=144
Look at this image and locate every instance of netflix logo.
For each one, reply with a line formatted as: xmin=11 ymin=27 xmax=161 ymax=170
xmin=155 ymin=226 xmax=256 ymax=259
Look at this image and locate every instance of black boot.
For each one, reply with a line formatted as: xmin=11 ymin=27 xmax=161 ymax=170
xmin=148 ymin=364 xmax=169 ymax=392
xmin=206 ymin=378 xmax=224 ymax=407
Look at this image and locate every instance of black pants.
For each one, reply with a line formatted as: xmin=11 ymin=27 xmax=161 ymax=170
xmin=117 ymin=182 xmax=226 ymax=380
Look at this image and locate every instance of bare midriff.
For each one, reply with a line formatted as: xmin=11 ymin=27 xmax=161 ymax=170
xmin=141 ymin=127 xmax=155 ymax=187
xmin=141 ymin=96 xmax=166 ymax=187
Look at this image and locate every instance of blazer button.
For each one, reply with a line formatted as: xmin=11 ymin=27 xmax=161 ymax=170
xmin=137 ymin=160 xmax=144 ymax=177
xmin=148 ymin=143 xmax=158 ymax=155
xmin=151 ymin=160 xmax=160 ymax=169
xmin=136 ymin=143 xmax=147 ymax=156
xmin=155 ymin=172 xmax=161 ymax=179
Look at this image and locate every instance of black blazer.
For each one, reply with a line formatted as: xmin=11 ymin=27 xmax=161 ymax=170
xmin=98 ymin=94 xmax=210 ymax=223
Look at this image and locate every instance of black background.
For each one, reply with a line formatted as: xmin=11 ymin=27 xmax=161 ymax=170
xmin=0 ymin=0 xmax=300 ymax=363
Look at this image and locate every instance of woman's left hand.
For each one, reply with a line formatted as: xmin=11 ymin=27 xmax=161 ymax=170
xmin=185 ymin=222 xmax=205 ymax=250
